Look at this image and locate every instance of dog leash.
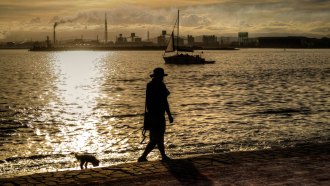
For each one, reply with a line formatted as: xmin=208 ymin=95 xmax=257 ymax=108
xmin=141 ymin=96 xmax=148 ymax=144
xmin=105 ymin=127 xmax=144 ymax=149
xmin=141 ymin=129 xmax=147 ymax=144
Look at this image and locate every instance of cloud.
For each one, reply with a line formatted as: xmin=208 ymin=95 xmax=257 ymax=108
xmin=0 ymin=30 xmax=8 ymax=39
xmin=259 ymin=21 xmax=294 ymax=29
xmin=267 ymin=21 xmax=292 ymax=27
xmin=310 ymin=27 xmax=330 ymax=33
xmin=30 ymin=17 xmax=41 ymax=24
xmin=239 ymin=21 xmax=254 ymax=28
xmin=182 ymin=14 xmax=212 ymax=27
xmin=48 ymin=6 xmax=172 ymax=26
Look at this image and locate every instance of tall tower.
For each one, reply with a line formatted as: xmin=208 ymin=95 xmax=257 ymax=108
xmin=105 ymin=13 xmax=108 ymax=44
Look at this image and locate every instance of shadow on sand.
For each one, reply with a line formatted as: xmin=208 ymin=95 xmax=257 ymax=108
xmin=162 ymin=159 xmax=213 ymax=186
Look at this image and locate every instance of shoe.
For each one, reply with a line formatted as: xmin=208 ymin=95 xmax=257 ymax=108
xmin=161 ymin=156 xmax=171 ymax=161
xmin=138 ymin=157 xmax=148 ymax=162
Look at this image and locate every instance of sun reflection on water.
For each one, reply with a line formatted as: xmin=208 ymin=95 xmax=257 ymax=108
xmin=50 ymin=51 xmax=109 ymax=154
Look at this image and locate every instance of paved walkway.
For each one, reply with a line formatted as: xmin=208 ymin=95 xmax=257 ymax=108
xmin=1 ymin=142 xmax=329 ymax=186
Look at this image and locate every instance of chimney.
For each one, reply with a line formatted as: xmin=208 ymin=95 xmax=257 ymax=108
xmin=53 ymin=25 xmax=56 ymax=45
xmin=131 ymin=33 xmax=135 ymax=42
xmin=105 ymin=13 xmax=108 ymax=44
xmin=53 ymin=22 xmax=58 ymax=45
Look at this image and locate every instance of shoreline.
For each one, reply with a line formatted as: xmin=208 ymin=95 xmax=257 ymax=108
xmin=1 ymin=142 xmax=329 ymax=185
xmin=2 ymin=47 xmax=330 ymax=51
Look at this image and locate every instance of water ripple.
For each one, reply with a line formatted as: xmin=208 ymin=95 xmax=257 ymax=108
xmin=0 ymin=49 xmax=329 ymax=177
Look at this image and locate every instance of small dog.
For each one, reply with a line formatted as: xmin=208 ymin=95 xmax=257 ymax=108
xmin=75 ymin=153 xmax=100 ymax=169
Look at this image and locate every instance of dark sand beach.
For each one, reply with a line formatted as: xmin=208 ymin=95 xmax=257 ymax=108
xmin=1 ymin=142 xmax=329 ymax=185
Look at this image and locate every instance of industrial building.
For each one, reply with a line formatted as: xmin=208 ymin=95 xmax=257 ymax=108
xmin=24 ymin=13 xmax=330 ymax=50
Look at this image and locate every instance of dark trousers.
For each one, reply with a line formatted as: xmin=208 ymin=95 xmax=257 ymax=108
xmin=141 ymin=115 xmax=167 ymax=158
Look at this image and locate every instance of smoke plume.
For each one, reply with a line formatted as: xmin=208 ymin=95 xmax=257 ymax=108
xmin=54 ymin=20 xmax=71 ymax=28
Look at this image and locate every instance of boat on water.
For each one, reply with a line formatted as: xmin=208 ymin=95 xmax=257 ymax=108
xmin=163 ymin=10 xmax=215 ymax=64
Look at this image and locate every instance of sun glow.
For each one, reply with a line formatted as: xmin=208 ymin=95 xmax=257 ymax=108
xmin=54 ymin=51 xmax=104 ymax=109
xmin=49 ymin=51 xmax=108 ymax=153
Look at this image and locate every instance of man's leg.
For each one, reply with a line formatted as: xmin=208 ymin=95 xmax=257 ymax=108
xmin=138 ymin=130 xmax=157 ymax=162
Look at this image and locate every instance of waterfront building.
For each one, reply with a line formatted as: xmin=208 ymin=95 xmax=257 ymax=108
xmin=157 ymin=30 xmax=167 ymax=46
xmin=238 ymin=32 xmax=248 ymax=46
xmin=187 ymin=35 xmax=194 ymax=47
xmin=116 ymin=34 xmax=127 ymax=44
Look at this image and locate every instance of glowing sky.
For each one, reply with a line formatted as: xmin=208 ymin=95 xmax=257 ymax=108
xmin=0 ymin=0 xmax=329 ymax=41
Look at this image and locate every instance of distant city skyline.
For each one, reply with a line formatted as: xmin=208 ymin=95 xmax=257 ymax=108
xmin=1 ymin=0 xmax=330 ymax=42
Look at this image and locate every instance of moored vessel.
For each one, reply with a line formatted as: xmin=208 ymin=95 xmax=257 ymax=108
xmin=163 ymin=10 xmax=215 ymax=64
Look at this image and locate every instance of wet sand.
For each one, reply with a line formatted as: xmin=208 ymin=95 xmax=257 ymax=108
xmin=1 ymin=142 xmax=329 ymax=185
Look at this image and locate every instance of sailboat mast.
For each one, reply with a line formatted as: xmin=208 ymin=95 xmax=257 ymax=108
xmin=177 ymin=9 xmax=179 ymax=55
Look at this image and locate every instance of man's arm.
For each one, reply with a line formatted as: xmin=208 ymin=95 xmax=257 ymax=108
xmin=164 ymin=84 xmax=173 ymax=123
xmin=165 ymin=99 xmax=173 ymax=123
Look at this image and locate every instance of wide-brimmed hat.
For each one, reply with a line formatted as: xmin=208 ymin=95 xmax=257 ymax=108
xmin=150 ymin=68 xmax=168 ymax=78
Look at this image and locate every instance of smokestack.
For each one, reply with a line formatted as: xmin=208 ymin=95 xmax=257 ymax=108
xmin=105 ymin=13 xmax=108 ymax=44
xmin=53 ymin=22 xmax=58 ymax=45
xmin=131 ymin=33 xmax=135 ymax=42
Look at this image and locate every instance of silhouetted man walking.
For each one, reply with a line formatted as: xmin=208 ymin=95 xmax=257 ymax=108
xmin=138 ymin=68 xmax=174 ymax=162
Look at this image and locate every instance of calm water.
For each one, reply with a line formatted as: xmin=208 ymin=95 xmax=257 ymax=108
xmin=0 ymin=49 xmax=329 ymax=177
